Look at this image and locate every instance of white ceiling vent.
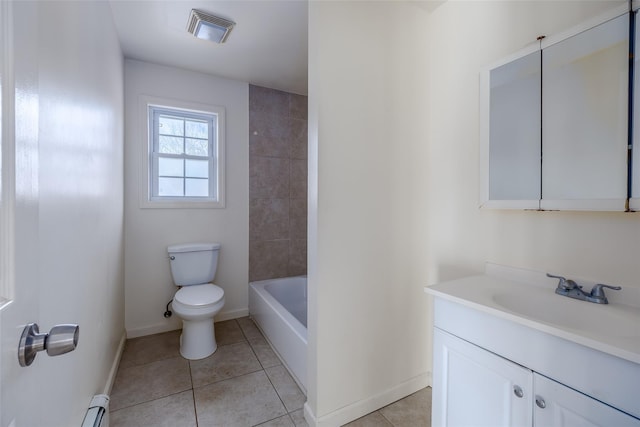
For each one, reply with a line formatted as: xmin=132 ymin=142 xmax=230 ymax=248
xmin=186 ymin=9 xmax=235 ymax=44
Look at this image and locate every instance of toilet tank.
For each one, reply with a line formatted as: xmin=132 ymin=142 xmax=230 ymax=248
xmin=167 ymin=243 xmax=220 ymax=286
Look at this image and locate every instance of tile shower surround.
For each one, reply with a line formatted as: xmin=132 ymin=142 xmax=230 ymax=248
xmin=249 ymin=85 xmax=308 ymax=282
xmin=109 ymin=317 xmax=432 ymax=426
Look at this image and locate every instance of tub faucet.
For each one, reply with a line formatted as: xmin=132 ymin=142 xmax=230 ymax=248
xmin=546 ymin=273 xmax=621 ymax=304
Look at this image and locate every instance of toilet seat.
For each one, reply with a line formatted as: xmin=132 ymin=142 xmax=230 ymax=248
xmin=174 ymin=283 xmax=224 ymax=308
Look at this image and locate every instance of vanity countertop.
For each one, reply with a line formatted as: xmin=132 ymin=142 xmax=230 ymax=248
xmin=425 ymin=272 xmax=640 ymax=365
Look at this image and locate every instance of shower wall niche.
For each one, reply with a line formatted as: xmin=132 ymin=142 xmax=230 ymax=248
xmin=249 ymin=85 xmax=308 ymax=281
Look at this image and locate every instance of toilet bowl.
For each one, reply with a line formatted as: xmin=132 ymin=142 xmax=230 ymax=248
xmin=172 ymin=283 xmax=224 ymax=359
xmin=168 ymin=243 xmax=224 ymax=360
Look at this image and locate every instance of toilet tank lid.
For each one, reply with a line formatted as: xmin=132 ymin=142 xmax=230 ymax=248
xmin=167 ymin=243 xmax=221 ymax=253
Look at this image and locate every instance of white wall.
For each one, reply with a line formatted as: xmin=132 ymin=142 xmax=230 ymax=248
xmin=307 ymin=2 xmax=431 ymax=425
xmin=1 ymin=1 xmax=124 ymax=425
xmin=124 ymin=60 xmax=249 ymax=337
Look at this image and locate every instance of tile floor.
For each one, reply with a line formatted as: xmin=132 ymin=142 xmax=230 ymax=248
xmin=109 ymin=317 xmax=432 ymax=427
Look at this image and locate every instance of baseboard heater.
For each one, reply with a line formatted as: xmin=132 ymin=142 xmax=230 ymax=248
xmin=81 ymin=394 xmax=109 ymax=427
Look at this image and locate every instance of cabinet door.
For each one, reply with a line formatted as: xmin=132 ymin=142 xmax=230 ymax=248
xmin=541 ymin=13 xmax=629 ymax=210
xmin=433 ymin=328 xmax=533 ymax=427
xmin=533 ymin=374 xmax=640 ymax=427
xmin=480 ymin=48 xmax=541 ymax=209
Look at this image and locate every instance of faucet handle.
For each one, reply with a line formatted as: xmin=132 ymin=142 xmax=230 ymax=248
xmin=547 ymin=273 xmax=578 ymax=290
xmin=590 ymin=284 xmax=622 ymax=298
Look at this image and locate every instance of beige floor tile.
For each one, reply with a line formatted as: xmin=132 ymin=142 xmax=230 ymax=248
xmin=289 ymin=409 xmax=309 ymax=427
xmin=265 ymin=365 xmax=306 ymax=412
xmin=110 ymin=357 xmax=192 ymax=411
xmin=342 ymin=411 xmax=393 ymax=427
xmin=379 ymin=387 xmax=432 ymax=427
xmin=194 ymin=370 xmax=287 ymax=426
xmin=255 ymin=414 xmax=295 ymax=427
xmin=238 ymin=316 xmax=264 ymax=340
xmin=190 ymin=341 xmax=262 ymax=388
xmin=249 ymin=336 xmax=282 ymax=368
xmin=215 ymin=319 xmax=247 ymax=346
xmin=118 ymin=330 xmax=181 ymax=369
xmin=110 ymin=390 xmax=196 ymax=427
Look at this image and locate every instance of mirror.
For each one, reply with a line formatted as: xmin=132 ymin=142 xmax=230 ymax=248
xmin=481 ymin=7 xmax=630 ymax=211
xmin=542 ymin=13 xmax=628 ymax=209
xmin=488 ymin=50 xmax=541 ymax=203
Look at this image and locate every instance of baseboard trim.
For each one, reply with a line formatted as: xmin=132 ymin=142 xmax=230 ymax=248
xmin=103 ymin=331 xmax=127 ymax=395
xmin=303 ymin=372 xmax=431 ymax=427
xmin=125 ymin=307 xmax=249 ymax=338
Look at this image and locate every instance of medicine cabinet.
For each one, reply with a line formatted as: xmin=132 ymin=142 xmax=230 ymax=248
xmin=480 ymin=5 xmax=633 ymax=211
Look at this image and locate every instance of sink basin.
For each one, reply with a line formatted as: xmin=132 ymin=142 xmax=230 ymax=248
xmin=492 ymin=290 xmax=640 ymax=338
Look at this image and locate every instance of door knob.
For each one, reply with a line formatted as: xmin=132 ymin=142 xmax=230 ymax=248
xmin=18 ymin=323 xmax=79 ymax=367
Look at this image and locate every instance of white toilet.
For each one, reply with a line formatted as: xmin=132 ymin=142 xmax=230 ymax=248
xmin=168 ymin=242 xmax=224 ymax=360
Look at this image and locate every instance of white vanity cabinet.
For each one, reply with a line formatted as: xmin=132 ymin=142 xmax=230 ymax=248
xmin=433 ymin=328 xmax=532 ymax=427
xmin=433 ymin=328 xmax=640 ymax=427
xmin=427 ymin=269 xmax=640 ymax=427
xmin=533 ymin=374 xmax=640 ymax=427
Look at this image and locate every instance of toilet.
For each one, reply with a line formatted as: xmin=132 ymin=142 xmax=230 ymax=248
xmin=168 ymin=242 xmax=224 ymax=360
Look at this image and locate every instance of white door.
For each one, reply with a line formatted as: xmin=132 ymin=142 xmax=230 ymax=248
xmin=533 ymin=374 xmax=640 ymax=427
xmin=433 ymin=328 xmax=533 ymax=427
xmin=0 ymin=1 xmax=51 ymax=425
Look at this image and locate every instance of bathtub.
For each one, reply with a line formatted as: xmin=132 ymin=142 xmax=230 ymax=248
xmin=249 ymin=276 xmax=307 ymax=394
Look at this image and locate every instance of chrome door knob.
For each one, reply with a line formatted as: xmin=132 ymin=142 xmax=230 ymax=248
xmin=18 ymin=323 xmax=79 ymax=367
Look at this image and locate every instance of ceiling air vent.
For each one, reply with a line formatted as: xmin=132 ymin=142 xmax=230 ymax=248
xmin=186 ymin=9 xmax=235 ymax=44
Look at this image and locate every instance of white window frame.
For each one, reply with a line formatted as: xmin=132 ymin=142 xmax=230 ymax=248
xmin=140 ymin=95 xmax=225 ymax=209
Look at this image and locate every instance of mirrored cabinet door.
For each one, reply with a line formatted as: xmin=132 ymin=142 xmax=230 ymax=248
xmin=480 ymin=48 xmax=541 ymax=209
xmin=489 ymin=51 xmax=541 ymax=204
xmin=541 ymin=13 xmax=629 ymax=210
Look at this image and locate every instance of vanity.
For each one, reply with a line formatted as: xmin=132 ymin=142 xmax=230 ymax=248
xmin=425 ymin=265 xmax=640 ymax=426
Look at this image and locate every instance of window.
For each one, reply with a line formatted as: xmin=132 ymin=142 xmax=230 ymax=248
xmin=141 ymin=97 xmax=225 ymax=208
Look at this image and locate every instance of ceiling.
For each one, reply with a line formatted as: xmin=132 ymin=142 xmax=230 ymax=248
xmin=109 ymin=1 xmax=444 ymax=96
xmin=109 ymin=1 xmax=309 ymax=95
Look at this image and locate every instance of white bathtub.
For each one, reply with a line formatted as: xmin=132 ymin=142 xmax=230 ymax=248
xmin=249 ymin=276 xmax=307 ymax=394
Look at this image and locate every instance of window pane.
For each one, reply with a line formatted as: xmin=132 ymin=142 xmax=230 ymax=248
xmin=186 ymin=178 xmax=209 ymax=197
xmin=185 ymin=138 xmax=208 ymax=156
xmin=158 ymin=177 xmax=184 ymax=196
xmin=158 ymin=157 xmax=184 ymax=177
xmin=159 ymin=116 xmax=184 ymax=136
xmin=185 ymin=120 xmax=208 ymax=139
xmin=159 ymin=136 xmax=184 ymax=154
xmin=185 ymin=159 xmax=209 ymax=178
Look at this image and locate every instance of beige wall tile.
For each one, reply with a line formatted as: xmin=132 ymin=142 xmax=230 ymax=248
xmin=290 ymin=93 xmax=308 ymax=120
xmin=250 ymin=112 xmax=290 ymax=158
xmin=249 ymin=240 xmax=289 ymax=281
xmin=288 ymin=239 xmax=307 ymax=277
xmin=250 ymin=198 xmax=290 ymax=241
xmin=250 ymin=156 xmax=290 ymax=199
xmin=289 ymin=118 xmax=308 ymax=160
xmin=250 ymin=85 xmax=289 ymax=116
xmin=290 ymin=159 xmax=307 ymax=199
xmin=249 ymin=85 xmax=308 ymax=279
xmin=289 ymin=198 xmax=307 ymax=240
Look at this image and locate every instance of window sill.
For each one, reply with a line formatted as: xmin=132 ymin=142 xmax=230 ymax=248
xmin=140 ymin=198 xmax=225 ymax=209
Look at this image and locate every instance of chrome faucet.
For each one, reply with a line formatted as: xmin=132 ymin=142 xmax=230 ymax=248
xmin=546 ymin=273 xmax=621 ymax=304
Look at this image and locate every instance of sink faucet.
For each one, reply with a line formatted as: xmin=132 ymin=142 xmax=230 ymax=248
xmin=546 ymin=273 xmax=621 ymax=304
